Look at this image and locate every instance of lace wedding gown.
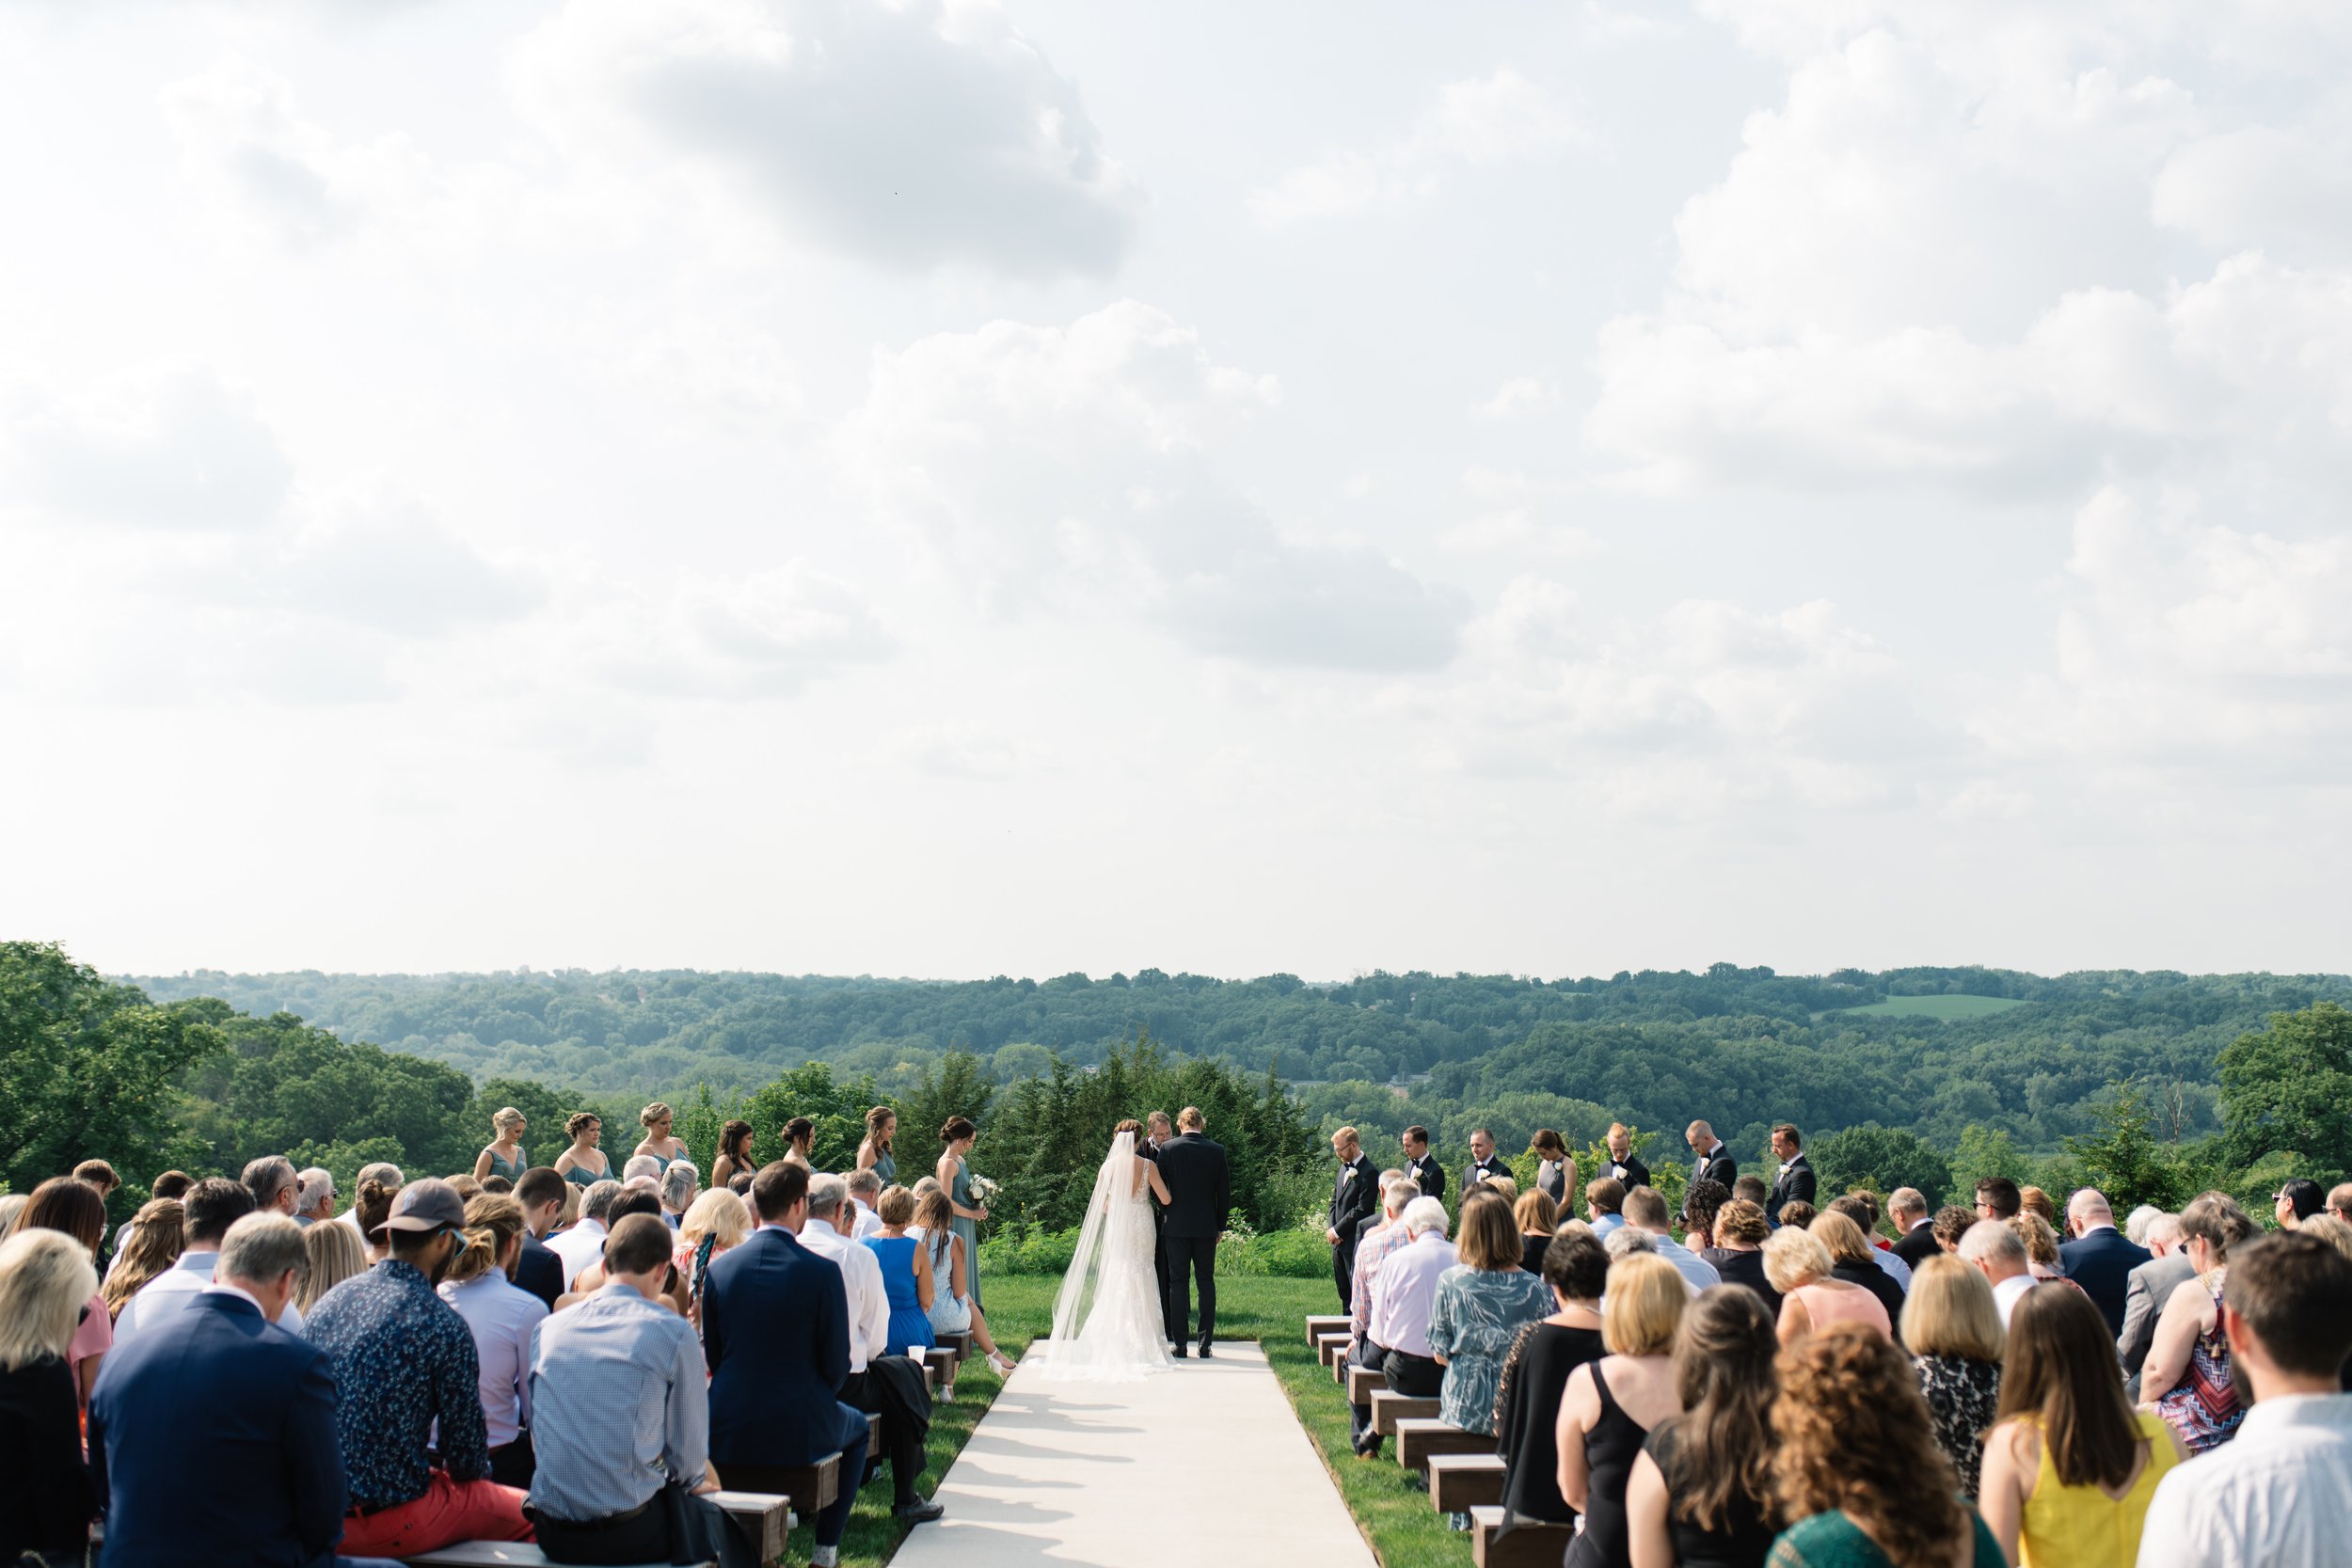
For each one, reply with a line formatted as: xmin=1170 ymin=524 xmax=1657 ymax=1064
xmin=1036 ymin=1131 xmax=1172 ymax=1381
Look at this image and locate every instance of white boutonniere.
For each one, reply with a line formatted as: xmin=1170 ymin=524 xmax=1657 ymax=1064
xmin=1342 ymin=1166 xmax=1358 ymax=1182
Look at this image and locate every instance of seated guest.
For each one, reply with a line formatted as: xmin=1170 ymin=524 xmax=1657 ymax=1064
xmin=2137 ymin=1232 xmax=2352 ymax=1568
xmin=1682 ymin=1178 xmax=1730 ymax=1259
xmin=1775 ymin=1200 xmax=1817 ymax=1230
xmin=100 ymin=1198 xmax=182 ymax=1324
xmin=1825 ymin=1194 xmax=1910 ymax=1291
xmin=1556 ymin=1252 xmax=1686 ymax=1568
xmin=1495 ymin=1225 xmax=1605 ymax=1528
xmin=1585 ymin=1178 xmax=1628 ymax=1238
xmin=1888 ymin=1187 xmax=1940 ymax=1270
xmin=2274 ymin=1177 xmax=2325 ymax=1232
xmin=1606 ymin=1227 xmax=1659 ymax=1261
xmin=2329 ymin=1183 xmax=2352 ymax=1227
xmin=342 ymin=1163 xmax=405 ymax=1242
xmin=1626 ymin=1185 xmax=1721 ymax=1291
xmin=1977 ymin=1283 xmax=2184 ymax=1568
xmin=2010 ymin=1212 xmax=2069 ymax=1282
xmin=1730 ymin=1175 xmax=1769 ymax=1211
xmin=1515 ymin=1190 xmax=1559 ymax=1275
xmin=0 ymin=1230 xmax=100 ymax=1563
xmin=1932 ymin=1203 xmax=1978 ymax=1255
xmin=1343 ymin=1177 xmax=1422 ymax=1458
xmin=1960 ymin=1215 xmax=2039 ymax=1328
xmin=297 ymin=1217 xmax=366 ymax=1315
xmin=511 ymin=1167 xmax=569 ymax=1309
xmin=294 ymin=1167 xmax=336 ymax=1227
xmin=1369 ymin=1197 xmax=1456 ymax=1410
xmin=911 ymin=1189 xmax=1017 ymax=1375
xmin=1708 ymin=1199 xmax=1783 ymax=1321
xmin=351 ymin=1177 xmax=398 ymax=1264
xmin=2119 ymin=1212 xmax=2193 ymax=1402
xmin=1764 ymin=1223 xmax=1888 ymax=1345
xmin=564 ymin=1189 xmax=684 ymax=1308
xmin=2143 ymin=1190 xmax=2258 ymax=1456
xmin=526 ymin=1214 xmax=752 ymax=1568
xmin=862 ymin=1187 xmax=938 ymax=1359
xmin=659 ymin=1161 xmax=699 ymax=1231
xmin=308 ymin=1180 xmax=531 ymax=1558
xmin=1624 ymin=1286 xmax=1780 ymax=1568
xmin=803 ymin=1176 xmax=941 ymax=1524
xmin=245 ymin=1155 xmax=301 ymax=1219
xmin=1767 ymin=1323 xmax=2004 ymax=1567
xmin=2018 ymin=1185 xmax=2057 ymax=1227
xmin=437 ymin=1194 xmax=548 ymax=1490
xmin=102 ymin=1171 xmax=190 ymax=1284
xmin=1427 ymin=1190 xmax=1550 ymax=1443
xmin=1901 ymin=1255 xmax=2005 ymax=1497
xmin=1813 ymin=1212 xmax=1907 ymax=1343
xmin=703 ymin=1162 xmax=871 ymax=1568
xmin=90 ymin=1213 xmax=342 ymax=1568
xmin=1977 ymin=1176 xmax=2023 ymax=1222
xmin=547 ymin=1178 xmax=622 ymax=1291
xmin=115 ymin=1179 xmax=296 ymax=1338
xmin=675 ymin=1187 xmax=753 ymax=1318
xmin=70 ymin=1161 xmax=119 ymax=1205
xmin=845 ymin=1169 xmax=887 ymax=1241
xmin=19 ymin=1178 xmax=113 ymax=1404
xmin=2059 ymin=1187 xmax=2150 ymax=1337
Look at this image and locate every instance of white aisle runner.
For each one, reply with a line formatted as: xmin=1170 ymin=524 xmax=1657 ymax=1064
xmin=886 ymin=1342 xmax=1378 ymax=1568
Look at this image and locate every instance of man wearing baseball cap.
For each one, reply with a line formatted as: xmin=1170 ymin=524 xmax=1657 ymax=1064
xmin=307 ymin=1178 xmax=534 ymax=1557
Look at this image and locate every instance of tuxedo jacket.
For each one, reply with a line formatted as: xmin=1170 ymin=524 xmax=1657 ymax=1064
xmin=90 ymin=1290 xmax=345 ymax=1568
xmin=1603 ymin=1154 xmax=1651 ymax=1193
xmin=1329 ymin=1154 xmax=1379 ymax=1236
xmin=1692 ymin=1147 xmax=1736 ymax=1190
xmin=1406 ymin=1154 xmax=1447 ymax=1201
xmin=1891 ymin=1221 xmax=1942 ymax=1272
xmin=2059 ymin=1226 xmax=2153 ymax=1338
xmin=1465 ymin=1155 xmax=1511 ymax=1186
xmin=1157 ymin=1132 xmax=1230 ymax=1239
xmin=702 ymin=1226 xmax=864 ymax=1467
xmin=1765 ymin=1155 xmax=1816 ymax=1221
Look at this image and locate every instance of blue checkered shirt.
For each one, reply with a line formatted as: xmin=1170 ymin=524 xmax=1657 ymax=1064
xmin=526 ymin=1282 xmax=708 ymax=1523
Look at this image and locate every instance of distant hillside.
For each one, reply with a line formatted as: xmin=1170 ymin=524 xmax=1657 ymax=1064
xmin=128 ymin=963 xmax=2352 ymax=1158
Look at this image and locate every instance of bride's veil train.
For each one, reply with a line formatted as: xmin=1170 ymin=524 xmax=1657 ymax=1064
xmin=1035 ymin=1129 xmax=1172 ymax=1381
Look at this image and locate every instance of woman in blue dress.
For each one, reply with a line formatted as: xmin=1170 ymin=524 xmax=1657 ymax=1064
xmin=858 ymin=1106 xmax=898 ymax=1185
xmin=863 ymin=1187 xmax=937 ymax=1358
xmin=633 ymin=1101 xmax=685 ymax=1173
xmin=936 ymin=1117 xmax=989 ymax=1311
xmin=472 ymin=1107 xmax=529 ymax=1183
xmin=554 ymin=1112 xmax=612 ymax=1189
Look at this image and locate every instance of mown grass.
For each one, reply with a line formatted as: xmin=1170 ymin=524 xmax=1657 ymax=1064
xmin=822 ymin=1272 xmax=1471 ymax=1568
xmin=1833 ymin=993 xmax=2027 ymax=1021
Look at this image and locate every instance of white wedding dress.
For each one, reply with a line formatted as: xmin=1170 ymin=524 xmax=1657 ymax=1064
xmin=1035 ymin=1131 xmax=1173 ymax=1381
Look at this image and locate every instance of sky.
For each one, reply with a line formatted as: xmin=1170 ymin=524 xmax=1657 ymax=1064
xmin=2 ymin=0 xmax=2347 ymax=982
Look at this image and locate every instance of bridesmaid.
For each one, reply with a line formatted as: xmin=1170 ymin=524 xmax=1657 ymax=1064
xmin=936 ymin=1117 xmax=989 ymax=1311
xmin=473 ymin=1107 xmax=529 ymax=1183
xmin=858 ymin=1107 xmax=898 ymax=1183
xmin=554 ymin=1112 xmax=612 ymax=1190
xmin=709 ymin=1119 xmax=755 ymax=1190
xmin=1531 ymin=1130 xmax=1576 ymax=1207
xmin=633 ymin=1102 xmax=686 ymax=1173
xmin=780 ymin=1117 xmax=817 ymax=1169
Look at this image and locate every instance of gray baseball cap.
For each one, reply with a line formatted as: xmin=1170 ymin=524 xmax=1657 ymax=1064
xmin=375 ymin=1177 xmax=467 ymax=1239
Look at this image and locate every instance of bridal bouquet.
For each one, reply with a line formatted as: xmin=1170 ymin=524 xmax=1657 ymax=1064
xmin=968 ymin=1174 xmax=1000 ymax=1207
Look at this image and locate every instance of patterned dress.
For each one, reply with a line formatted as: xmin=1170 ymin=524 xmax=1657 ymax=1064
xmin=1915 ymin=1353 xmax=2002 ymax=1497
xmin=2151 ymin=1272 xmax=2244 ymax=1454
xmin=1425 ymin=1265 xmax=1552 ymax=1436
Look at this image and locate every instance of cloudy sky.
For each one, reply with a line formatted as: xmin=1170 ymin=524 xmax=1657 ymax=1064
xmin=3 ymin=0 xmax=2345 ymax=981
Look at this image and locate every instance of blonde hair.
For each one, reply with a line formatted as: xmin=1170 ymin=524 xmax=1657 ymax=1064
xmin=1900 ymin=1255 xmax=2005 ymax=1363
xmin=1515 ymin=1190 xmax=1560 ymax=1234
xmin=103 ymin=1198 xmax=185 ymax=1320
xmin=1761 ymin=1225 xmax=1835 ymax=1293
xmin=641 ymin=1102 xmax=674 ymax=1130
xmin=680 ymin=1188 xmax=752 ymax=1250
xmin=0 ymin=1230 xmax=95 ymax=1370
xmin=492 ymin=1106 xmax=526 ymax=1134
xmin=443 ymin=1194 xmax=528 ymax=1288
xmin=0 ymin=1195 xmax=28 ymax=1241
xmin=878 ymin=1185 xmax=916 ymax=1227
xmin=1601 ymin=1252 xmax=1686 ymax=1355
xmin=2009 ymin=1212 xmax=2061 ymax=1268
xmin=1483 ymin=1176 xmax=1519 ymax=1201
xmin=1809 ymin=1212 xmax=1876 ymax=1269
xmin=298 ymin=1219 xmax=368 ymax=1313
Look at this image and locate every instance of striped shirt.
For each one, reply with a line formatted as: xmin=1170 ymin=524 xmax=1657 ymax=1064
xmin=527 ymin=1282 xmax=708 ymax=1523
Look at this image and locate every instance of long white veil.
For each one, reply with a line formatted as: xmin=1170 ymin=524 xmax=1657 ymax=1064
xmin=1037 ymin=1130 xmax=1169 ymax=1381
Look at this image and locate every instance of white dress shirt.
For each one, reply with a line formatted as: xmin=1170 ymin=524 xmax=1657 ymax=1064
xmin=1369 ymin=1233 xmax=1457 ymax=1360
xmin=117 ymin=1251 xmax=306 ymax=1340
xmin=850 ymin=1199 xmax=884 ymax=1243
xmin=440 ymin=1272 xmax=550 ymax=1448
xmin=546 ymin=1219 xmax=608 ymax=1290
xmin=801 ymin=1216 xmax=889 ymax=1373
xmin=1991 ymin=1271 xmax=2037 ymax=1326
xmin=2137 ymin=1393 xmax=2352 ymax=1568
xmin=1872 ymin=1245 xmax=1913 ymax=1291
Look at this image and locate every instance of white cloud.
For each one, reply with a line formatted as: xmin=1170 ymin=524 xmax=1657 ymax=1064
xmin=0 ymin=361 xmax=291 ymax=531
xmin=510 ymin=0 xmax=1138 ymax=277
xmin=1250 ymin=69 xmax=1584 ymax=225
xmin=581 ymin=562 xmax=895 ymax=700
xmin=1471 ymin=376 xmax=1561 ymax=420
xmin=839 ymin=299 xmax=1469 ymax=672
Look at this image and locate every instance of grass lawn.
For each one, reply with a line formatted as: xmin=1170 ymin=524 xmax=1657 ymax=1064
xmin=1833 ymin=993 xmax=2027 ymax=1021
xmin=825 ymin=1272 xmax=1472 ymax=1568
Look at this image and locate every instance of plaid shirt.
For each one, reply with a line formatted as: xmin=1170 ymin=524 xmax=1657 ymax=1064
xmin=1349 ymin=1217 xmax=1415 ymax=1348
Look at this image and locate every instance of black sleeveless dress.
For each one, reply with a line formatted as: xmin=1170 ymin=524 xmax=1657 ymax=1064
xmin=1642 ymin=1417 xmax=1776 ymax=1568
xmin=1563 ymin=1362 xmax=1649 ymax=1568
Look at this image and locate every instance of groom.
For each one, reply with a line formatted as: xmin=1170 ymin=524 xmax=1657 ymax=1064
xmin=1155 ymin=1106 xmax=1230 ymax=1359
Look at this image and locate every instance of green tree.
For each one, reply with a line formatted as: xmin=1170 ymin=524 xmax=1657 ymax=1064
xmin=1948 ymin=1123 xmax=2026 ymax=1202
xmin=2064 ymin=1080 xmax=2210 ymax=1212
xmin=1810 ymin=1123 xmax=1954 ymax=1208
xmin=2217 ymin=1003 xmax=2352 ymax=1174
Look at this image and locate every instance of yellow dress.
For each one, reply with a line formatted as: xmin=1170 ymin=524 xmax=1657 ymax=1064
xmin=2019 ymin=1410 xmax=2178 ymax=1568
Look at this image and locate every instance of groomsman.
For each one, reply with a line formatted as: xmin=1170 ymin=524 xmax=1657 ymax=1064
xmin=1464 ymin=1129 xmax=1509 ymax=1187
xmin=1765 ymin=1124 xmax=1816 ymax=1223
xmin=1402 ymin=1127 xmax=1446 ymax=1201
xmin=1326 ymin=1128 xmax=1380 ymax=1310
xmin=1686 ymin=1120 xmax=1737 ymax=1189
xmin=1601 ymin=1123 xmax=1651 ymax=1192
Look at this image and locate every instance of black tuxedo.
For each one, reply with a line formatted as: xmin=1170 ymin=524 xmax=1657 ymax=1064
xmin=2058 ymin=1226 xmax=2153 ymax=1338
xmin=1602 ymin=1153 xmax=1650 ymax=1193
xmin=1764 ymin=1154 xmax=1816 ymax=1222
xmin=1891 ymin=1220 xmax=1942 ymax=1272
xmin=1142 ymin=1139 xmax=1170 ymax=1331
xmin=1465 ymin=1154 xmax=1510 ymax=1186
xmin=1406 ymin=1153 xmax=1447 ymax=1201
xmin=1328 ymin=1154 xmax=1379 ymax=1309
xmin=1692 ymin=1144 xmax=1736 ymax=1190
xmin=1157 ymin=1132 xmax=1229 ymax=1349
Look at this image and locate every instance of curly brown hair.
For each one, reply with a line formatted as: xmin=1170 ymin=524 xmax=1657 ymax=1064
xmin=1772 ymin=1323 xmax=1964 ymax=1567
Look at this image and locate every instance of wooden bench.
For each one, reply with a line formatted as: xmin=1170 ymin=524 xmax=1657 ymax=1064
xmin=1344 ymin=1364 xmax=1384 ymax=1404
xmin=1470 ymin=1505 xmax=1575 ymax=1568
xmin=1306 ymin=1314 xmax=1349 ymax=1345
xmin=1396 ymin=1417 xmax=1496 ymax=1470
xmin=410 ymin=1491 xmax=792 ymax=1568
xmin=937 ymin=1329 xmax=973 ymax=1360
xmin=1371 ymin=1389 xmax=1440 ymax=1435
xmin=925 ymin=1344 xmax=961 ymax=1399
xmin=413 ymin=1546 xmax=677 ymax=1568
xmin=1316 ymin=1332 xmax=1351 ymax=1369
xmin=1428 ymin=1453 xmax=1506 ymax=1513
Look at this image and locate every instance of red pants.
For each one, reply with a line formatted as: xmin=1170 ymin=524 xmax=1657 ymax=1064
xmin=340 ymin=1471 xmax=533 ymax=1558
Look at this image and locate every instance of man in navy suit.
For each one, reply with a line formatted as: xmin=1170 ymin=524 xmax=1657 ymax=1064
xmin=703 ymin=1161 xmax=870 ymax=1568
xmin=2060 ymin=1187 xmax=2152 ymax=1336
xmin=89 ymin=1212 xmax=345 ymax=1568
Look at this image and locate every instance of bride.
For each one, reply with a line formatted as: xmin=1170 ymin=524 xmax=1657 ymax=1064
xmin=1035 ymin=1120 xmax=1173 ymax=1380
